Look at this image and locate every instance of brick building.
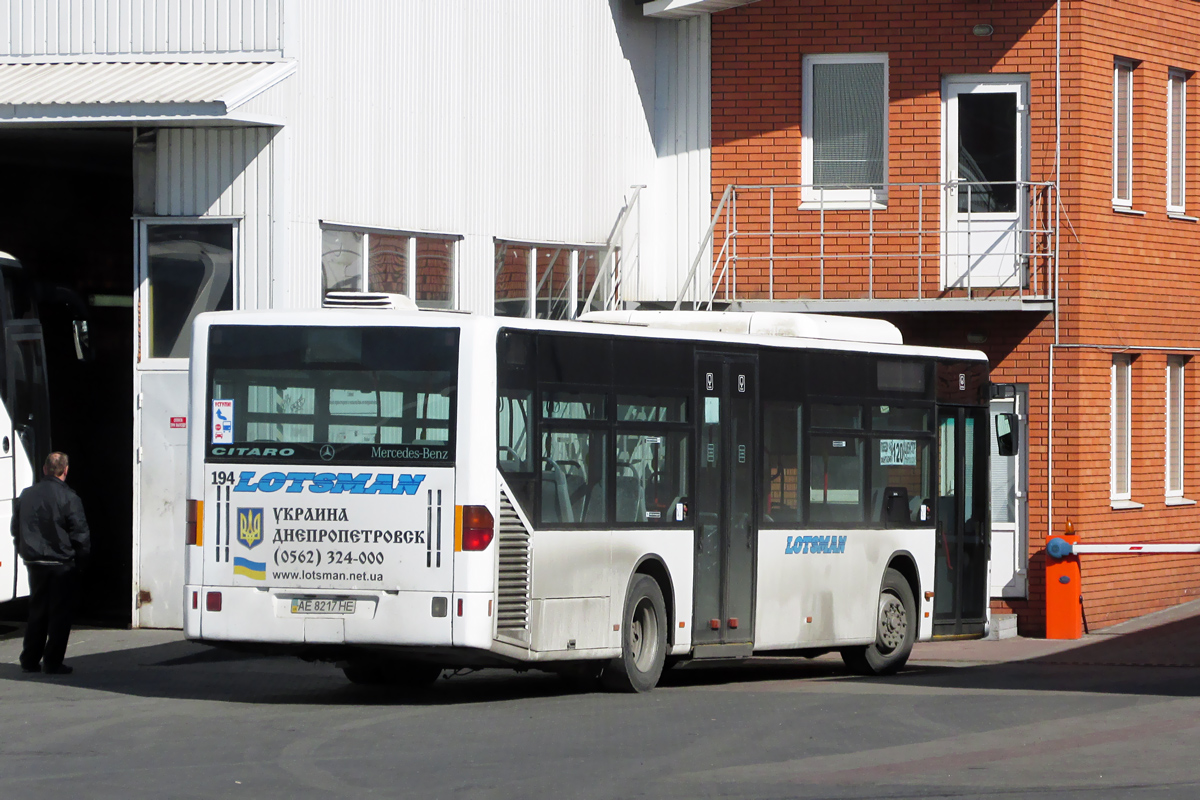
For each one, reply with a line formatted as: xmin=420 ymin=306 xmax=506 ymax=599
xmin=689 ymin=0 xmax=1200 ymax=634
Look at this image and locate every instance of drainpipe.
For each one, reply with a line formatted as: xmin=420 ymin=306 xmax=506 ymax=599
xmin=1048 ymin=0 xmax=1062 ymax=553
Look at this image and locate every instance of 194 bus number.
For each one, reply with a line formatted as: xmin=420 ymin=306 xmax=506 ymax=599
xmin=211 ymin=471 xmax=236 ymax=486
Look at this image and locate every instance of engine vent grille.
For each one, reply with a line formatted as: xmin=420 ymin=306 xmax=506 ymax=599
xmin=496 ymin=490 xmax=531 ymax=636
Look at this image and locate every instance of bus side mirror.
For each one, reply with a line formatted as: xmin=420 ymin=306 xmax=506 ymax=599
xmin=996 ymin=412 xmax=1019 ymax=456
xmin=72 ymin=319 xmax=93 ymax=362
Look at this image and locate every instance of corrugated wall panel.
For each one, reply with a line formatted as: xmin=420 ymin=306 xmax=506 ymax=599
xmin=277 ymin=0 xmax=708 ymax=312
xmin=0 ymin=0 xmax=281 ymax=56
xmin=643 ymin=13 xmax=712 ymax=304
xmin=154 ymin=126 xmax=276 ymax=310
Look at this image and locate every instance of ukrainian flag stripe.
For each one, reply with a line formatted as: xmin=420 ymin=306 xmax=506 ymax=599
xmin=233 ymin=556 xmax=266 ymax=580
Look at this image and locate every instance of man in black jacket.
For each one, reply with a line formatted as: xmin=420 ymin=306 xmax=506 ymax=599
xmin=11 ymin=452 xmax=90 ymax=675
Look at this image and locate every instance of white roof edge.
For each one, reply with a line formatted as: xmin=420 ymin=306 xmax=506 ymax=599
xmin=219 ymin=60 xmax=296 ymax=111
xmin=0 ymin=60 xmax=295 ymax=122
xmin=642 ymin=0 xmax=762 ymax=18
xmin=194 ymin=310 xmax=988 ymax=363
xmin=579 ymin=310 xmax=905 ymax=346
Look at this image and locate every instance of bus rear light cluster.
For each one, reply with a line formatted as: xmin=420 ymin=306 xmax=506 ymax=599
xmin=206 ymin=591 xmax=222 ymax=612
xmin=460 ymin=505 xmax=494 ymax=551
xmin=185 ymin=500 xmax=204 ymax=546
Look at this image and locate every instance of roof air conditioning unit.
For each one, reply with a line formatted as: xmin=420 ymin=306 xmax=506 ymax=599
xmin=321 ymin=292 xmax=417 ymax=311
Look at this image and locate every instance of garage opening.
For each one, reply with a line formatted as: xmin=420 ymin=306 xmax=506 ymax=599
xmin=0 ymin=128 xmax=135 ymax=626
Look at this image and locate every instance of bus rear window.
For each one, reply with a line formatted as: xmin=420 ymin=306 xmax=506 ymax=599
xmin=206 ymin=325 xmax=458 ymax=465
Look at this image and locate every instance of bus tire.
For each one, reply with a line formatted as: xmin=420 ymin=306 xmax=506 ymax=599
xmin=840 ymin=567 xmax=916 ymax=676
xmin=342 ymin=660 xmax=443 ymax=687
xmin=602 ymin=574 xmax=667 ymax=693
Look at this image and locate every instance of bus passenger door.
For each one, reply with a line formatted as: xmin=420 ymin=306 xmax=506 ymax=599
xmin=692 ymin=354 xmax=757 ymax=656
xmin=933 ymin=406 xmax=989 ymax=637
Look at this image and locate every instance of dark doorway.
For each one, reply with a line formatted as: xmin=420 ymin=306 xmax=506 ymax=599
xmin=933 ymin=405 xmax=989 ymax=637
xmin=0 ymin=128 xmax=134 ymax=626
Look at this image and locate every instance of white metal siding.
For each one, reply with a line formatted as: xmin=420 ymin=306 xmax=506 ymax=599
xmin=0 ymin=0 xmax=282 ymax=56
xmin=155 ymin=126 xmax=276 ymax=309
xmin=645 ymin=13 xmax=710 ymax=303
xmin=275 ymin=0 xmax=710 ymax=312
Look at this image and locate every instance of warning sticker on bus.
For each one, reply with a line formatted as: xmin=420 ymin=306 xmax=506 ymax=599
xmin=879 ymin=439 xmax=917 ymax=466
xmin=212 ymin=400 xmax=234 ymax=444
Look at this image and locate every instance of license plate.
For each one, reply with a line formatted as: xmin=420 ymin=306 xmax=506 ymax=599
xmin=291 ymin=598 xmax=356 ymax=615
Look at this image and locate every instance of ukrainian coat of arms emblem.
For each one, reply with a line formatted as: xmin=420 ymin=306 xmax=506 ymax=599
xmin=237 ymin=508 xmax=264 ymax=549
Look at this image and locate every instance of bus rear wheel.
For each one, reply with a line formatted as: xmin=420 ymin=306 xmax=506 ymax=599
xmin=840 ymin=567 xmax=916 ymax=676
xmin=341 ymin=660 xmax=443 ymax=688
xmin=602 ymin=574 xmax=667 ymax=693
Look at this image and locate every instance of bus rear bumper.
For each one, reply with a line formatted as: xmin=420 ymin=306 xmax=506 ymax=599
xmin=185 ymin=584 xmax=469 ymax=647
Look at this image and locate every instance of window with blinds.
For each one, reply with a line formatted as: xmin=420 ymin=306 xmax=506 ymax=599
xmin=1166 ymin=357 xmax=1186 ymax=497
xmin=1168 ymin=70 xmax=1188 ymax=214
xmin=802 ymin=53 xmax=888 ymax=207
xmin=1112 ymin=355 xmax=1133 ymax=500
xmin=1113 ymin=60 xmax=1135 ymax=207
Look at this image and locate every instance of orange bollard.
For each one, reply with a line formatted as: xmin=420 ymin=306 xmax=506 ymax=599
xmin=1045 ymin=520 xmax=1083 ymax=639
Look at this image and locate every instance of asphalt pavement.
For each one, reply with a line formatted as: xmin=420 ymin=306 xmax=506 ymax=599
xmin=2 ymin=602 xmax=1200 ymax=799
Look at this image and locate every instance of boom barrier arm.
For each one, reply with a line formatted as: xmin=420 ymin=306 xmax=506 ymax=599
xmin=1047 ymin=538 xmax=1200 ymax=558
xmin=1044 ymin=527 xmax=1200 ymax=640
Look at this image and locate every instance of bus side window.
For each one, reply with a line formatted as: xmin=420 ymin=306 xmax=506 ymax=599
xmin=809 ymin=437 xmax=865 ymax=525
xmin=761 ymin=402 xmax=802 ymax=527
xmin=498 ymin=330 xmax=537 ymax=514
xmin=614 ymin=431 xmax=689 ymax=525
xmin=870 ymin=438 xmax=932 ymax=527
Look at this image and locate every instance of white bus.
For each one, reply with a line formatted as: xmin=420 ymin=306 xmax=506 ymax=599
xmin=0 ymin=252 xmax=55 ymax=605
xmin=183 ymin=300 xmax=1001 ymax=691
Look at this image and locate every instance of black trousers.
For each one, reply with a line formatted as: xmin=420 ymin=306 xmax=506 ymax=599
xmin=22 ymin=564 xmax=78 ymax=670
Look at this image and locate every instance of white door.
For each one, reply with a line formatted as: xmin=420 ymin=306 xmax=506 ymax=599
xmin=989 ymin=389 xmax=1027 ymax=598
xmin=944 ymin=76 xmax=1030 ymax=289
xmin=134 ymin=219 xmax=237 ymax=628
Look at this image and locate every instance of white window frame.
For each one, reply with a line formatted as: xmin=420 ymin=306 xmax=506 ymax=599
xmin=1113 ymin=59 xmax=1135 ymax=208
xmin=1165 ymin=356 xmax=1192 ymax=502
xmin=1168 ymin=69 xmax=1188 ymax=214
xmin=320 ymin=223 xmax=459 ymax=309
xmin=1111 ymin=354 xmax=1137 ymax=506
xmin=801 ymin=52 xmax=889 ymax=209
xmin=136 ymin=216 xmax=240 ymax=370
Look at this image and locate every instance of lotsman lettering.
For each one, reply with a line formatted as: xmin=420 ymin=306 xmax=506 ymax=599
xmin=233 ymin=471 xmax=258 ymax=492
xmin=285 ymin=473 xmax=316 ymax=493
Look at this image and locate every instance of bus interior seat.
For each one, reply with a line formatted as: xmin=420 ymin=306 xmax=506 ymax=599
xmin=541 ymin=458 xmax=573 ymax=523
xmin=643 ymin=470 xmax=671 ymax=516
xmin=882 ymin=486 xmax=910 ymax=528
xmin=615 ymin=461 xmax=644 ymax=522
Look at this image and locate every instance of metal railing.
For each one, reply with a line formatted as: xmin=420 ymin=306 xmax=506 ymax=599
xmin=673 ymin=181 xmax=1057 ymax=310
xmin=583 ymin=185 xmax=643 ymax=315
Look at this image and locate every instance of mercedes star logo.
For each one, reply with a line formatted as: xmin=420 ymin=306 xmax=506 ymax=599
xmin=319 ymin=444 xmax=336 ymax=462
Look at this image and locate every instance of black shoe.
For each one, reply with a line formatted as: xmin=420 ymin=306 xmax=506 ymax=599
xmin=42 ymin=664 xmax=73 ymax=675
xmin=19 ymin=662 xmax=40 ymax=673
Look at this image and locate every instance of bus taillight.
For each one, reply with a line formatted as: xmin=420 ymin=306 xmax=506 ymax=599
xmin=186 ymin=500 xmax=204 ymax=546
xmin=460 ymin=505 xmax=494 ymax=551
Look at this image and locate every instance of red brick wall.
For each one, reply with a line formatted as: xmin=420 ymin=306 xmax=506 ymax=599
xmin=712 ymin=0 xmax=1060 ymax=302
xmin=713 ymin=0 xmax=1200 ymax=635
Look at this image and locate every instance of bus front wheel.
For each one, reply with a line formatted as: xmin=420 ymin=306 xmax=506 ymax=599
xmin=840 ymin=567 xmax=916 ymax=676
xmin=602 ymin=574 xmax=667 ymax=693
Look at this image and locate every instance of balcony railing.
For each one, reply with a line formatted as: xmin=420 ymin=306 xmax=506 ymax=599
xmin=673 ymin=181 xmax=1057 ymax=310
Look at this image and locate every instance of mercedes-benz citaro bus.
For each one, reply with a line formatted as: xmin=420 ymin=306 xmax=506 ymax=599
xmin=184 ymin=294 xmax=1004 ymax=692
